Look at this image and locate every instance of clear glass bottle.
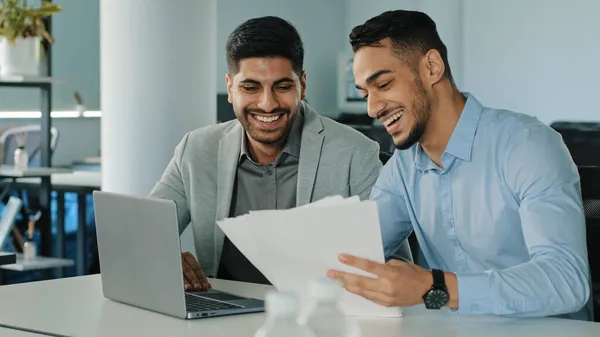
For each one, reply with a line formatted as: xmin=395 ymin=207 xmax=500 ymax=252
xmin=254 ymin=291 xmax=315 ymax=337
xmin=14 ymin=146 xmax=28 ymax=171
xmin=301 ymin=277 xmax=361 ymax=337
xmin=23 ymin=215 xmax=39 ymax=261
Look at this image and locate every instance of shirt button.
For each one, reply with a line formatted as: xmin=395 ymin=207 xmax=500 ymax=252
xmin=265 ymin=170 xmax=273 ymax=176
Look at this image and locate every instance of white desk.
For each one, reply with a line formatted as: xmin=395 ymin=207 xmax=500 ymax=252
xmin=0 ymin=253 xmax=74 ymax=272
xmin=12 ymin=171 xmax=101 ymax=190
xmin=0 ymin=275 xmax=598 ymax=337
xmin=0 ymin=166 xmax=73 ymax=178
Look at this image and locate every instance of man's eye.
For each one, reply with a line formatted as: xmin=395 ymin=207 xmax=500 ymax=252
xmin=276 ymin=85 xmax=292 ymax=91
xmin=242 ymin=86 xmax=259 ymax=92
xmin=378 ymin=82 xmax=391 ymax=89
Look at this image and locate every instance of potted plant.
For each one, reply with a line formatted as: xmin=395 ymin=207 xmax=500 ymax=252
xmin=0 ymin=0 xmax=62 ymax=77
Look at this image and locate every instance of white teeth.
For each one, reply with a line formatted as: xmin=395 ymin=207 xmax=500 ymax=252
xmin=254 ymin=114 xmax=281 ymax=123
xmin=384 ymin=112 xmax=403 ymax=126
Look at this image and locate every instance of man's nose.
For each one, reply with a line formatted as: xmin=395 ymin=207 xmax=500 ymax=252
xmin=257 ymin=90 xmax=278 ymax=112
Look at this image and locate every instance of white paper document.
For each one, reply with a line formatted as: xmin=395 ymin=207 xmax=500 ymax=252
xmin=217 ymin=196 xmax=403 ymax=317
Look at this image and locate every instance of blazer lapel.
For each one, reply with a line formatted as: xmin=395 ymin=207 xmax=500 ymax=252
xmin=297 ymin=102 xmax=324 ymax=206
xmin=215 ymin=123 xmax=242 ymax=255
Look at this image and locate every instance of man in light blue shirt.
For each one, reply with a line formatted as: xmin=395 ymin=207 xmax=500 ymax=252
xmin=327 ymin=10 xmax=592 ymax=320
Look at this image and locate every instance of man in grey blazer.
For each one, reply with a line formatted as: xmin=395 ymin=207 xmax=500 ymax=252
xmin=149 ymin=16 xmax=382 ymax=290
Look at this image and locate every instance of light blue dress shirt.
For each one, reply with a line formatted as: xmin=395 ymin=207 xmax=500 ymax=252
xmin=371 ymin=94 xmax=592 ymax=320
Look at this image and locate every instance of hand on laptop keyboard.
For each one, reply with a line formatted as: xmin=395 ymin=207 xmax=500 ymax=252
xmin=181 ymin=251 xmax=211 ymax=291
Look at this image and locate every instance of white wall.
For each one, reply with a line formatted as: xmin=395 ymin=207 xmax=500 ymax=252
xmin=345 ymin=0 xmax=463 ymax=87
xmin=346 ymin=0 xmax=418 ymax=41
xmin=217 ymin=0 xmax=346 ymax=117
xmin=463 ymin=0 xmax=600 ymax=124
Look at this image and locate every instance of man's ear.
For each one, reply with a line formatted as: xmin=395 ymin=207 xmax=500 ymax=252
xmin=422 ymin=50 xmax=445 ymax=87
xmin=225 ymin=73 xmax=233 ymax=103
xmin=300 ymin=71 xmax=307 ymax=100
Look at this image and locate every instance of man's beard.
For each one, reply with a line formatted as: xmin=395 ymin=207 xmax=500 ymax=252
xmin=237 ymin=105 xmax=298 ymax=145
xmin=394 ymin=79 xmax=431 ymax=150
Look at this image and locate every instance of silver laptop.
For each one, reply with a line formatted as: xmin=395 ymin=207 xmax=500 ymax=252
xmin=92 ymin=191 xmax=265 ymax=319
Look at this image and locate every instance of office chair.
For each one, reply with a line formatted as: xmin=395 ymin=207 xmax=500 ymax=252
xmin=579 ymin=166 xmax=600 ymax=322
xmin=0 ymin=125 xmax=60 ymax=167
xmin=551 ymin=122 xmax=600 ymax=167
xmin=0 ymin=125 xmax=60 ymax=252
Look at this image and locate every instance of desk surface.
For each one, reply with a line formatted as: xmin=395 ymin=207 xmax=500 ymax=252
xmin=0 ymin=253 xmax=74 ymax=271
xmin=0 ymin=253 xmax=16 ymax=266
xmin=13 ymin=171 xmax=101 ymax=189
xmin=0 ymin=166 xmax=72 ymax=178
xmin=0 ymin=275 xmax=598 ymax=337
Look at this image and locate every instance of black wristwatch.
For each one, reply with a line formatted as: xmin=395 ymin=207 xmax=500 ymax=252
xmin=422 ymin=269 xmax=450 ymax=310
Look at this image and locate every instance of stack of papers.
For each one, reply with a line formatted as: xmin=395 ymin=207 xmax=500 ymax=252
xmin=217 ymin=196 xmax=403 ymax=317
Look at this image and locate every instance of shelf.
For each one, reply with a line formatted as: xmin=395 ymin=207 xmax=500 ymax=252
xmin=0 ymin=253 xmax=16 ymax=266
xmin=0 ymin=75 xmax=54 ymax=88
xmin=0 ymin=253 xmax=74 ymax=271
xmin=0 ymin=165 xmax=72 ymax=178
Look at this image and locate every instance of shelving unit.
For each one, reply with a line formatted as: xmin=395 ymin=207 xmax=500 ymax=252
xmin=0 ymin=0 xmax=57 ymax=258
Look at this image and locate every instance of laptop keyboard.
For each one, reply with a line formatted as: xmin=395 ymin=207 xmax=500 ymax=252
xmin=185 ymin=293 xmax=241 ymax=312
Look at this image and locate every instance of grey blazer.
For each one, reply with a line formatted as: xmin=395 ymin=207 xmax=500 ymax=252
xmin=149 ymin=102 xmax=383 ymax=277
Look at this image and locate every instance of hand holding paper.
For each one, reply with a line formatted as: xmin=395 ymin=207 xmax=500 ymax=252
xmin=328 ymin=254 xmax=432 ymax=308
xmin=217 ymin=196 xmax=403 ymax=317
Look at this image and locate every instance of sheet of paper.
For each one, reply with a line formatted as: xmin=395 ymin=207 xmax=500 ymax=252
xmin=217 ymin=216 xmax=276 ymax=285
xmin=217 ymin=197 xmax=402 ymax=317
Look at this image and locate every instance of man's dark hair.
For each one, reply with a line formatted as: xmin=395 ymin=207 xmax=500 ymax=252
xmin=226 ymin=16 xmax=304 ymax=75
xmin=349 ymin=10 xmax=453 ymax=83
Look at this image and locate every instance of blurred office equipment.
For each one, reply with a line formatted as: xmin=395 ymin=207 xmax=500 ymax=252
xmin=217 ymin=94 xmax=236 ymax=123
xmin=552 ymin=121 xmax=600 ymax=322
xmin=336 ymin=51 xmax=367 ymax=114
xmin=0 ymin=27 xmax=57 ymax=258
xmin=0 ymin=125 xmax=60 ymax=167
xmin=578 ymin=166 xmax=600 ymax=322
xmin=551 ymin=121 xmax=600 ymax=167
xmin=0 ymin=125 xmax=60 ymax=233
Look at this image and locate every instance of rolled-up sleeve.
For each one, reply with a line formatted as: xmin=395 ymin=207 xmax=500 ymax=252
xmin=456 ymin=125 xmax=591 ymax=317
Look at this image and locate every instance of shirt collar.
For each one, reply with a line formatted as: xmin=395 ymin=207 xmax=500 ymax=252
xmin=239 ymin=109 xmax=304 ymax=163
xmin=414 ymin=93 xmax=483 ymax=170
xmin=444 ymin=93 xmax=483 ymax=162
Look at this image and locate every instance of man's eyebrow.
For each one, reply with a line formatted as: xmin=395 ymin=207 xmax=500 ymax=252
xmin=273 ymin=77 xmax=295 ymax=85
xmin=355 ymin=70 xmax=393 ymax=90
xmin=239 ymin=78 xmax=295 ymax=86
xmin=239 ymin=79 xmax=261 ymax=85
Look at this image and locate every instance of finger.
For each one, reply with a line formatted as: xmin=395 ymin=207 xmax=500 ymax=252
xmin=327 ymin=269 xmax=381 ymax=292
xmin=345 ymin=285 xmax=395 ymax=307
xmin=339 ymin=254 xmax=387 ymax=276
xmin=181 ymin=259 xmax=199 ymax=289
xmin=182 ymin=252 xmax=210 ymax=290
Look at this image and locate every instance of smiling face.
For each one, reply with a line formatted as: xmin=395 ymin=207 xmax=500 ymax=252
xmin=353 ymin=38 xmax=431 ymax=150
xmin=226 ymin=57 xmax=306 ymax=146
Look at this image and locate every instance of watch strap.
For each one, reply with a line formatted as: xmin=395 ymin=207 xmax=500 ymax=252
xmin=432 ymin=269 xmax=446 ymax=289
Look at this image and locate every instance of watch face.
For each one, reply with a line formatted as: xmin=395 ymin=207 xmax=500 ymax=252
xmin=426 ymin=289 xmax=449 ymax=309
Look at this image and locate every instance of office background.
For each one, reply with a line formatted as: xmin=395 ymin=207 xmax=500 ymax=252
xmin=0 ymin=0 xmax=598 ymax=166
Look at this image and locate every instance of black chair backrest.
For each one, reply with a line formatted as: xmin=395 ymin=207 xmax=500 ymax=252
xmin=579 ymin=166 xmax=600 ymax=322
xmin=379 ymin=151 xmax=392 ymax=165
xmin=551 ymin=122 xmax=600 ymax=167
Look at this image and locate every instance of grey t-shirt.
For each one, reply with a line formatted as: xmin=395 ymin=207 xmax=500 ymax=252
xmin=217 ymin=112 xmax=303 ymax=284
